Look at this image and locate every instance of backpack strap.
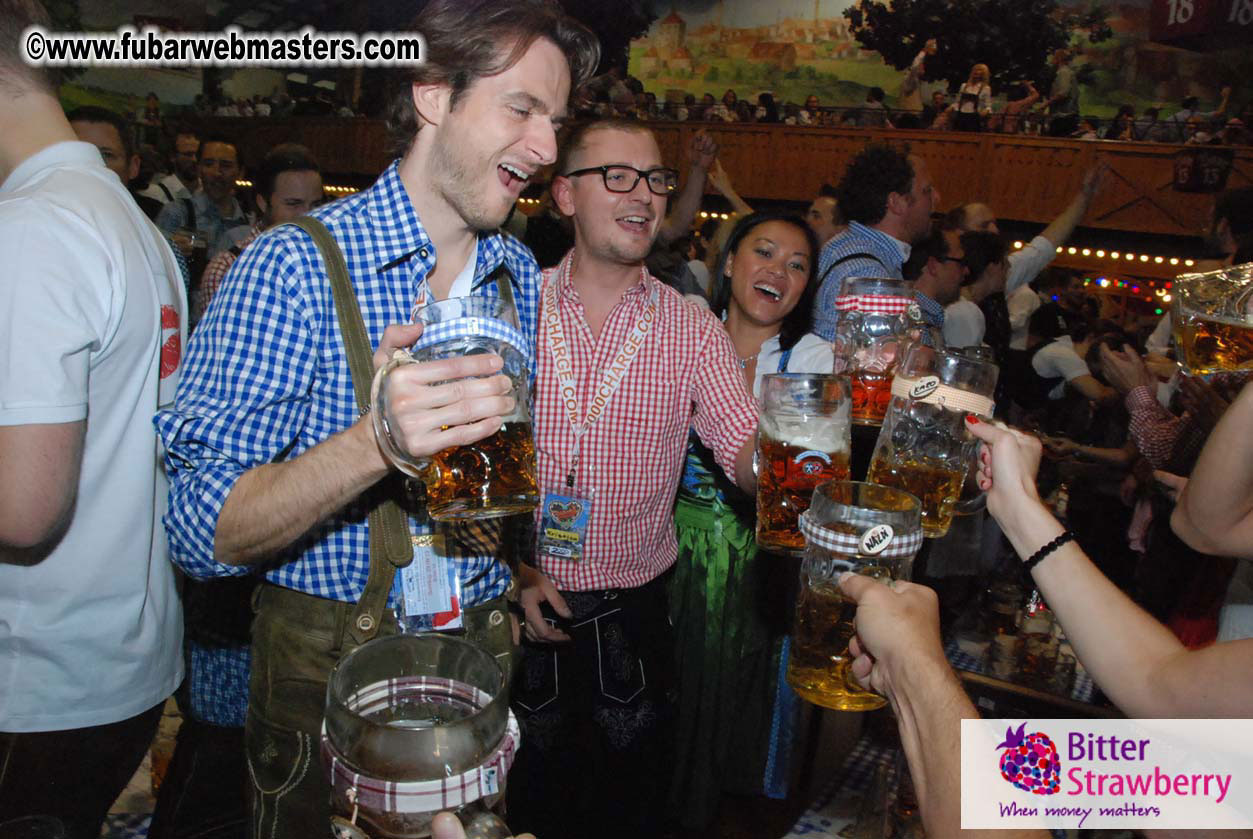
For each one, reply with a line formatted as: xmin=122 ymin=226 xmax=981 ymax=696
xmin=817 ymin=251 xmax=886 ymax=287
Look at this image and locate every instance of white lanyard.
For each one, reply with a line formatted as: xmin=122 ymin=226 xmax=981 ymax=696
xmin=543 ymin=256 xmax=659 ymax=486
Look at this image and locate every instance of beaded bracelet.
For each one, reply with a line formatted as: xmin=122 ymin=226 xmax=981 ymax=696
xmin=1024 ymin=530 xmax=1076 ymax=572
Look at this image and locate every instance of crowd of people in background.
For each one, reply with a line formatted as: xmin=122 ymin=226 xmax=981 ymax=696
xmin=128 ymin=86 xmax=359 ymax=136
xmin=120 ymin=54 xmax=1252 ymax=150
xmin=562 ymin=55 xmax=1252 ymax=146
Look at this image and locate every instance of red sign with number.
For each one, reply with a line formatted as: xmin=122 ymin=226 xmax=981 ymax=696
xmin=1151 ymin=0 xmax=1253 ymax=45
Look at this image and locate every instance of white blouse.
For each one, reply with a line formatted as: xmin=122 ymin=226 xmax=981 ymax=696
xmin=752 ymin=332 xmax=835 ymax=397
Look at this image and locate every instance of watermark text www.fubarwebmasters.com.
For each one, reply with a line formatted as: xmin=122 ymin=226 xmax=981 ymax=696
xmin=21 ymin=25 xmax=424 ymax=67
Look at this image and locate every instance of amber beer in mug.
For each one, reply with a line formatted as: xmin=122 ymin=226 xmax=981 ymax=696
xmin=866 ymin=344 xmax=998 ymax=537
xmin=372 ymin=297 xmax=539 ymax=520
xmin=1175 ymin=315 xmax=1253 ymax=375
xmin=786 ymin=482 xmax=922 ymax=711
xmin=832 ymin=277 xmax=920 ymax=426
xmin=1172 ymin=262 xmax=1253 ymax=375
xmin=866 ymin=455 xmax=966 ymax=537
xmin=420 ymin=421 xmax=539 ymax=521
xmin=756 ymin=375 xmax=851 ymax=554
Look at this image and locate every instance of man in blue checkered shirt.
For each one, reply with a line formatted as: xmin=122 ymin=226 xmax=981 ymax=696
xmin=154 ymin=3 xmax=599 ymax=836
xmin=812 ymin=144 xmax=939 ymax=341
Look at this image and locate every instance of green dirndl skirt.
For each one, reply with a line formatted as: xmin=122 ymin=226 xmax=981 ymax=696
xmin=668 ymin=491 xmax=786 ymax=830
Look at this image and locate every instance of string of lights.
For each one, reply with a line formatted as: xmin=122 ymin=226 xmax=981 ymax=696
xmin=234 ymin=178 xmax=357 ymax=195
xmin=1012 ymin=240 xmax=1195 ymax=269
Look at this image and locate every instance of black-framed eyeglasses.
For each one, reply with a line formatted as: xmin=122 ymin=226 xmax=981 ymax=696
xmin=937 ymin=254 xmax=967 ymax=267
xmin=563 ymin=165 xmax=679 ymax=196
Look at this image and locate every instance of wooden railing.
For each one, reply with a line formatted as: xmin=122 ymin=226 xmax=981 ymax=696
xmin=202 ymin=117 xmax=1253 ymax=240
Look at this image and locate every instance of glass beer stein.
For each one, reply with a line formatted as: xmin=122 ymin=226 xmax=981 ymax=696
xmin=371 ymin=296 xmax=539 ymax=521
xmin=866 ymin=344 xmax=998 ymax=538
xmin=832 ymin=277 xmax=922 ymax=426
xmin=1172 ymin=261 xmax=1253 ymax=375
xmin=786 ymin=481 xmax=923 ymax=711
xmin=323 ymin=634 xmax=519 ymax=839
xmin=756 ymin=374 xmax=852 ymax=554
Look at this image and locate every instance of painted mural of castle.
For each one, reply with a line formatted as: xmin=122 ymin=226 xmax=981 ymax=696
xmin=629 ymin=0 xmax=1250 ymax=118
xmin=630 ymin=2 xmax=880 ymax=110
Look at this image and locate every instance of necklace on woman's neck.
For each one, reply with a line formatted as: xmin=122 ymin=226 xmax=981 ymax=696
xmin=737 ymin=352 xmax=759 ymax=370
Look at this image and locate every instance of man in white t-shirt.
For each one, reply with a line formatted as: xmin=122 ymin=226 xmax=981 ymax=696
xmin=945 ymin=163 xmax=1105 ymax=296
xmin=1007 ymin=282 xmax=1043 ymax=351
xmin=942 ymin=230 xmax=1008 ymax=348
xmin=1032 ymin=334 xmax=1096 ymax=400
xmin=1026 ymin=312 xmax=1115 ymax=404
xmin=0 ymin=4 xmax=185 ymax=836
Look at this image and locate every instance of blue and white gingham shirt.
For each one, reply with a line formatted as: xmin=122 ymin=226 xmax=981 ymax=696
xmin=188 ymin=641 xmax=249 ymax=727
xmin=914 ymin=290 xmax=946 ymax=329
xmin=156 ymin=161 xmax=540 ymax=607
xmin=813 ymin=221 xmax=910 ymax=341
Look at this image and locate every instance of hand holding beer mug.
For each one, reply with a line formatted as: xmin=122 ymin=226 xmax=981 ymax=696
xmin=756 ymin=374 xmax=852 ymax=554
xmin=172 ymin=228 xmax=208 ymax=281
xmin=1172 ymin=262 xmax=1253 ymax=375
xmin=371 ymin=297 xmax=539 ymax=521
xmin=786 ymin=481 xmax=923 ymax=711
xmin=832 ymin=277 xmax=921 ymax=426
xmin=866 ymin=344 xmax=998 ymax=537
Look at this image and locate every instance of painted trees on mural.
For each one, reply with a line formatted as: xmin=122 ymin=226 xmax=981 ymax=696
xmin=844 ymin=0 xmax=1112 ymax=92
xmin=564 ymin=0 xmax=655 ymax=71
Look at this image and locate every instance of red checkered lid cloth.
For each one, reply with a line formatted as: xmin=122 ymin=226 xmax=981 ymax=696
xmin=834 ymin=294 xmax=918 ymax=315
xmin=321 ymin=676 xmax=520 ymax=814
xmin=799 ymin=510 xmax=924 ymax=561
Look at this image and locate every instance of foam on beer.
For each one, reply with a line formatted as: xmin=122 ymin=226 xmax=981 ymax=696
xmin=758 ymin=401 xmax=851 ymax=454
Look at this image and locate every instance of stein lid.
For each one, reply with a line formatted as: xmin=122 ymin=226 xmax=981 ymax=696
xmin=412 ymin=316 xmax=531 ymax=361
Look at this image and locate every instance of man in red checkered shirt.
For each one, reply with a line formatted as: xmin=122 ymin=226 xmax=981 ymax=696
xmin=505 ymin=119 xmax=758 ymax=838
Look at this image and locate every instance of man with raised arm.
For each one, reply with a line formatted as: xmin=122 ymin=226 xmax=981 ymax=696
xmin=946 ymin=162 xmax=1107 ymax=296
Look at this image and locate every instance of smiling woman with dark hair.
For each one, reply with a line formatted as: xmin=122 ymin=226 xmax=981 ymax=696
xmin=669 ymin=209 xmax=833 ymax=830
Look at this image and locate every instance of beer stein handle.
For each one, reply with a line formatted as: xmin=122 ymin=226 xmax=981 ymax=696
xmin=953 ymin=446 xmax=988 ymax=515
xmin=370 ymin=348 xmax=436 ymax=480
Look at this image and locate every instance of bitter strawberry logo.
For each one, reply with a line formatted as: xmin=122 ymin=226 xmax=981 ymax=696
xmin=997 ymin=722 xmax=1061 ymax=795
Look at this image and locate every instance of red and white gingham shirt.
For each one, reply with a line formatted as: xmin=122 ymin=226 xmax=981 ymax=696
xmin=193 ymin=224 xmax=261 ymax=325
xmin=533 ymin=253 xmax=758 ymax=591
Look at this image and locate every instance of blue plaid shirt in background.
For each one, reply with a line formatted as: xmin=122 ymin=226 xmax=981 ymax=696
xmin=812 ymin=221 xmax=910 ymax=341
xmin=914 ymin=290 xmax=945 ymax=329
xmin=912 ymin=289 xmax=946 ymax=347
xmin=188 ymin=643 xmax=250 ymax=726
xmin=156 ymin=160 xmax=540 ymax=608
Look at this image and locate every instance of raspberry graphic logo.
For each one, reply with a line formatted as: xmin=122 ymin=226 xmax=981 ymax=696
xmin=996 ymin=722 xmax=1061 ymax=795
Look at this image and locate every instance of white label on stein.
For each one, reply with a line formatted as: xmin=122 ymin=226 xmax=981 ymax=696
xmin=793 ymin=449 xmax=833 ymax=466
xmin=909 ymin=376 xmax=940 ymax=400
xmin=860 ymin=524 xmax=894 ymax=555
xmin=907 ymin=302 xmax=922 ymax=321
